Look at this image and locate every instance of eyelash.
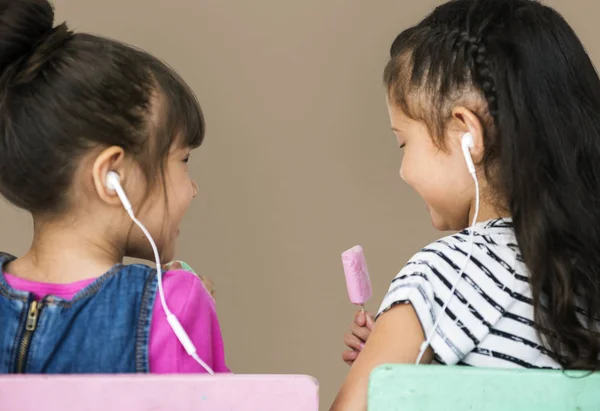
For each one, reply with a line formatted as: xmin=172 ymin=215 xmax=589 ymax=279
xmin=183 ymin=155 xmax=190 ymax=163
xmin=399 ymin=143 xmax=406 ymax=149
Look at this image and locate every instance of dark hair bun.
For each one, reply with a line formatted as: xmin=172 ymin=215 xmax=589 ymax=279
xmin=0 ymin=0 xmax=55 ymax=75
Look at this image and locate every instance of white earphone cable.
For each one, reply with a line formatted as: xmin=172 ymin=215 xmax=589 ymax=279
xmin=127 ymin=210 xmax=215 ymax=375
xmin=108 ymin=171 xmax=215 ymax=375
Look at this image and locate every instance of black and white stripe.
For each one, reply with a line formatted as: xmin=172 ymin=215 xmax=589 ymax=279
xmin=377 ymin=218 xmax=561 ymax=368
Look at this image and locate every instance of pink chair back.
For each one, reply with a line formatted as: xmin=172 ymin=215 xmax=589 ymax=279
xmin=0 ymin=374 xmax=319 ymax=411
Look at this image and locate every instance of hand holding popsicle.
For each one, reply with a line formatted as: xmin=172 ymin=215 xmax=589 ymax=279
xmin=342 ymin=310 xmax=374 ymax=365
xmin=341 ymin=245 xmax=374 ymax=365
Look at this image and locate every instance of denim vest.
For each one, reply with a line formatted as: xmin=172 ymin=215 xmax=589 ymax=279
xmin=0 ymin=252 xmax=158 ymax=373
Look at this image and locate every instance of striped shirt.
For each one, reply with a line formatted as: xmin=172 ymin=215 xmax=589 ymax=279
xmin=377 ymin=218 xmax=560 ymax=368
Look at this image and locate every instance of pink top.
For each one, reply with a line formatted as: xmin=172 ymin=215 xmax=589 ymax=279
xmin=3 ymin=269 xmax=229 ymax=374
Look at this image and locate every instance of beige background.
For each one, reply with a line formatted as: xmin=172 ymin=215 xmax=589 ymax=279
xmin=0 ymin=0 xmax=597 ymax=408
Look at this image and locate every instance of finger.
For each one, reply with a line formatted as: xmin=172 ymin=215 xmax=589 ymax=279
xmin=350 ymin=321 xmax=371 ymax=342
xmin=199 ymin=275 xmax=212 ymax=289
xmin=342 ymin=349 xmax=358 ymax=365
xmin=344 ymin=332 xmax=366 ymax=351
xmin=342 ymin=349 xmax=358 ymax=361
xmin=355 ymin=310 xmax=366 ymax=327
xmin=365 ymin=312 xmax=375 ymax=330
xmin=195 ymin=274 xmax=213 ymax=293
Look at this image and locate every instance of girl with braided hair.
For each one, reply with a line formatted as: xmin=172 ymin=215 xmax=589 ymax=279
xmin=334 ymin=0 xmax=600 ymax=409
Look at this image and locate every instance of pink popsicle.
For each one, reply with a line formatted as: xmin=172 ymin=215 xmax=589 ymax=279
xmin=341 ymin=245 xmax=372 ymax=310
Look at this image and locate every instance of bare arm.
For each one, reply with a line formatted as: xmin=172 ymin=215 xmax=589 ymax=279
xmin=330 ymin=303 xmax=433 ymax=411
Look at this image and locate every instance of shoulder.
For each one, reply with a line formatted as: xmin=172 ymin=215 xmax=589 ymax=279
xmin=148 ymin=269 xmax=227 ymax=373
xmin=123 ymin=265 xmax=214 ymax=312
xmin=382 ymin=223 xmax=521 ymax=313
xmin=161 ymin=269 xmax=215 ymax=311
xmin=401 ymin=219 xmax=519 ymax=281
xmin=395 ymin=232 xmax=471 ymax=281
xmin=378 ymin=222 xmax=522 ymax=364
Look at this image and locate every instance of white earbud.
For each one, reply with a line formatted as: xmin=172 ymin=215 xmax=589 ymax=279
xmin=415 ymin=131 xmax=480 ymax=365
xmin=105 ymin=170 xmax=120 ymax=191
xmin=105 ymin=170 xmax=214 ymax=375
xmin=106 ymin=171 xmax=132 ymax=212
xmin=461 ymin=132 xmax=476 ymax=175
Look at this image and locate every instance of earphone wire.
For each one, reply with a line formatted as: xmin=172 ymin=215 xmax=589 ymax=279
xmin=108 ymin=171 xmax=215 ymax=375
xmin=127 ymin=209 xmax=215 ymax=375
xmin=415 ymin=164 xmax=480 ymax=364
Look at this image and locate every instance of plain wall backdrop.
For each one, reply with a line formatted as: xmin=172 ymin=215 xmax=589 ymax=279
xmin=1 ymin=0 xmax=598 ymax=407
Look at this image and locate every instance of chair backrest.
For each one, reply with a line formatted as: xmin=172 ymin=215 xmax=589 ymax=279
xmin=0 ymin=374 xmax=319 ymax=411
xmin=368 ymin=364 xmax=600 ymax=411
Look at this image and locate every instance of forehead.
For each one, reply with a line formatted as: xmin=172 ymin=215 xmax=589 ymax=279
xmin=168 ymin=134 xmax=193 ymax=153
xmin=386 ymin=98 xmax=412 ymax=128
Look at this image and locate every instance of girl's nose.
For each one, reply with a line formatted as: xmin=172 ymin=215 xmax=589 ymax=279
xmin=192 ymin=181 xmax=198 ymax=198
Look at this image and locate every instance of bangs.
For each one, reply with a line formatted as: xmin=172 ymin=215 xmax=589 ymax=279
xmin=157 ymin=66 xmax=205 ymax=150
xmin=135 ymin=49 xmax=205 ymax=152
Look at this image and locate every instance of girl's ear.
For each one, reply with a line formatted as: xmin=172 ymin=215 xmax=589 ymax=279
xmin=92 ymin=146 xmax=127 ymax=206
xmin=450 ymin=106 xmax=486 ymax=165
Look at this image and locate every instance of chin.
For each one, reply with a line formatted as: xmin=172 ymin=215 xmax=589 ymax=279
xmin=161 ymin=249 xmax=175 ymax=264
xmin=431 ymin=219 xmax=452 ymax=231
xmin=429 ymin=211 xmax=463 ymax=232
xmin=158 ymin=240 xmax=176 ymax=264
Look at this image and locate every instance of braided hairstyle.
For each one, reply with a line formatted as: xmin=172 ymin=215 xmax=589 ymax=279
xmin=455 ymin=32 xmax=498 ymax=121
xmin=385 ymin=0 xmax=600 ymax=370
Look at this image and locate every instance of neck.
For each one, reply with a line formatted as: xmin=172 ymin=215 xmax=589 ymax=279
xmin=469 ymin=180 xmax=510 ymax=225
xmin=6 ymin=216 xmax=125 ymax=284
xmin=471 ymin=201 xmax=509 ymax=225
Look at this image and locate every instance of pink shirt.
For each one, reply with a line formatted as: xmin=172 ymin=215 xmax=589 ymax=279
xmin=3 ymin=269 xmax=229 ymax=374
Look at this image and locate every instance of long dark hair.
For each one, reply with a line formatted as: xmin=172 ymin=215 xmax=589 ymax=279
xmin=0 ymin=0 xmax=204 ymax=215
xmin=385 ymin=0 xmax=600 ymax=369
